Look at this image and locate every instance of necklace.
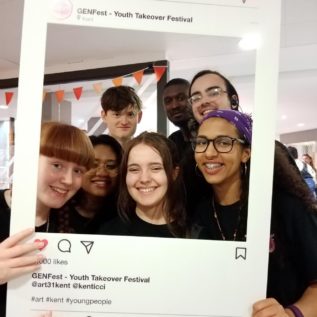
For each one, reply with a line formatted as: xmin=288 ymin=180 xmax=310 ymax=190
xmin=46 ymin=216 xmax=50 ymax=232
xmin=36 ymin=216 xmax=50 ymax=232
xmin=212 ymin=198 xmax=241 ymax=241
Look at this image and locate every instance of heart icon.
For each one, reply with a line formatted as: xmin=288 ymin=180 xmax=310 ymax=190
xmin=34 ymin=239 xmax=48 ymax=250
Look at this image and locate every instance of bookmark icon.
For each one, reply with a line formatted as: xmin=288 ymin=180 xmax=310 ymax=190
xmin=235 ymin=247 xmax=247 ymax=260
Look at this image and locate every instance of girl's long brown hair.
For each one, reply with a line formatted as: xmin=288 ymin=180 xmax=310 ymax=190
xmin=117 ymin=132 xmax=187 ymax=237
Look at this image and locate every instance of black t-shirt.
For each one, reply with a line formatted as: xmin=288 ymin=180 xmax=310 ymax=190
xmin=194 ymin=190 xmax=317 ymax=306
xmin=168 ymin=130 xmax=191 ymax=158
xmin=34 ymin=211 xmax=58 ymax=233
xmin=194 ymin=198 xmax=247 ymax=241
xmin=54 ymin=198 xmax=117 ymax=234
xmin=0 ymin=190 xmax=10 ymax=242
xmin=0 ymin=190 xmax=10 ymax=317
xmin=268 ymin=190 xmax=317 ymax=305
xmin=181 ymin=148 xmax=211 ymax=221
xmin=98 ymin=215 xmax=175 ymax=238
xmin=63 ymin=206 xmax=102 ymax=234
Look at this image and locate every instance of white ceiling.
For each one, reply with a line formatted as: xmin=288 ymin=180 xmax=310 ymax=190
xmin=0 ymin=0 xmax=317 ymax=136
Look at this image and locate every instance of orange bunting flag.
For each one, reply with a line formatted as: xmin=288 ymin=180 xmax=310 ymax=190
xmin=5 ymin=92 xmax=14 ymax=105
xmin=93 ymin=82 xmax=103 ymax=94
xmin=133 ymin=69 xmax=144 ymax=85
xmin=55 ymin=90 xmax=65 ymax=104
xmin=112 ymin=77 xmax=123 ymax=87
xmin=42 ymin=90 xmax=47 ymax=103
xmin=153 ymin=66 xmax=166 ymax=82
xmin=73 ymin=87 xmax=83 ymax=100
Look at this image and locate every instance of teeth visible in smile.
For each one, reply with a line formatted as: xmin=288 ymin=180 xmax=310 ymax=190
xmin=205 ymin=163 xmax=222 ymax=170
xmin=93 ymin=181 xmax=106 ymax=185
xmin=202 ymin=109 xmax=214 ymax=116
xmin=139 ymin=187 xmax=155 ymax=193
xmin=51 ymin=186 xmax=68 ymax=194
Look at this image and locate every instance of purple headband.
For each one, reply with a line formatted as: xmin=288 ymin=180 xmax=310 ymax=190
xmin=201 ymin=110 xmax=252 ymax=144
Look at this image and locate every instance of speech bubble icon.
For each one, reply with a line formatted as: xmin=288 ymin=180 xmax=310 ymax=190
xmin=57 ymin=239 xmax=72 ymax=253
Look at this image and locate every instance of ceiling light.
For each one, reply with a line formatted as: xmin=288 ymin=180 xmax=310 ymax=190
xmin=281 ymin=115 xmax=287 ymax=120
xmin=0 ymin=104 xmax=8 ymax=109
xmin=238 ymin=34 xmax=261 ymax=51
xmin=297 ymin=123 xmax=305 ymax=127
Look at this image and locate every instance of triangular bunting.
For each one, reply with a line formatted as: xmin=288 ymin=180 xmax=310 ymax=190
xmin=93 ymin=82 xmax=103 ymax=95
xmin=153 ymin=66 xmax=166 ymax=82
xmin=5 ymin=92 xmax=14 ymax=105
xmin=112 ymin=77 xmax=123 ymax=87
xmin=73 ymin=87 xmax=83 ymax=100
xmin=55 ymin=90 xmax=65 ymax=103
xmin=133 ymin=69 xmax=144 ymax=85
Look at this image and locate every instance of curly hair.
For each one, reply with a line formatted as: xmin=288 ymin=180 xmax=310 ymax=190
xmin=273 ymin=141 xmax=317 ymax=212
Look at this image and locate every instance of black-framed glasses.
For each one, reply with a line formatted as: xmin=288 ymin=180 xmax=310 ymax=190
xmin=191 ymin=136 xmax=245 ymax=153
xmin=188 ymin=87 xmax=227 ymax=105
xmin=92 ymin=160 xmax=119 ymax=175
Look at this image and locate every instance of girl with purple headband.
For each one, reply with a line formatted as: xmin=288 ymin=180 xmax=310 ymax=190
xmin=191 ymin=109 xmax=317 ymax=317
xmin=192 ymin=109 xmax=252 ymax=242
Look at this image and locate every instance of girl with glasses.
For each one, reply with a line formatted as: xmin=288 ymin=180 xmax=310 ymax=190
xmin=193 ymin=110 xmax=251 ymax=241
xmin=193 ymin=109 xmax=317 ymax=317
xmin=55 ymin=134 xmax=123 ymax=234
xmin=182 ymin=70 xmax=242 ymax=220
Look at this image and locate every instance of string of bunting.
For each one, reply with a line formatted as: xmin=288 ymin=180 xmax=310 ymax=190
xmin=0 ymin=65 xmax=167 ymax=105
xmin=50 ymin=64 xmax=166 ymax=103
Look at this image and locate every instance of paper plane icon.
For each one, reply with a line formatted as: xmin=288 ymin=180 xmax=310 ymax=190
xmin=81 ymin=241 xmax=94 ymax=254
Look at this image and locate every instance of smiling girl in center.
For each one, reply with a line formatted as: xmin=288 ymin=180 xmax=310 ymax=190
xmin=99 ymin=132 xmax=187 ymax=238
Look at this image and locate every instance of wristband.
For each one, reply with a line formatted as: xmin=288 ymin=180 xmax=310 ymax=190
xmin=286 ymin=305 xmax=304 ymax=317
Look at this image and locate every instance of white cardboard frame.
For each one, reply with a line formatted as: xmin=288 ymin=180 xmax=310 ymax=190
xmin=8 ymin=1 xmax=281 ymax=316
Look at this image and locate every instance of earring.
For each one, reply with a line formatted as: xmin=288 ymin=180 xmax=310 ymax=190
xmin=243 ymin=162 xmax=248 ymax=176
xmin=231 ymin=95 xmax=239 ymax=110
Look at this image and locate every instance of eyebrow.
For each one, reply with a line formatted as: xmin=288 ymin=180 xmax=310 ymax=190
xmin=190 ymin=85 xmax=220 ymax=96
xmin=127 ymin=162 xmax=163 ymax=167
xmin=196 ymin=134 xmax=237 ymax=139
xmin=95 ymin=159 xmax=117 ymax=163
xmin=205 ymin=86 xmax=221 ymax=93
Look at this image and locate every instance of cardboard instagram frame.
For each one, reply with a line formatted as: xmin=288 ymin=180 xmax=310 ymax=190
xmin=8 ymin=1 xmax=281 ymax=316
